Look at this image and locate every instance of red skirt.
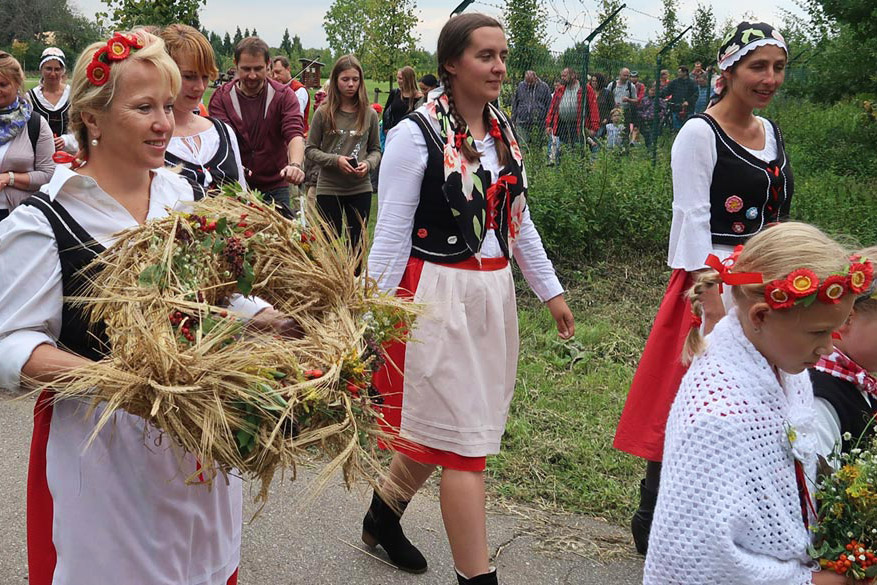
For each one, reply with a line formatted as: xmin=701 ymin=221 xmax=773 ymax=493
xmin=373 ymin=256 xmax=514 ymax=472
xmin=613 ymin=269 xmax=695 ymax=461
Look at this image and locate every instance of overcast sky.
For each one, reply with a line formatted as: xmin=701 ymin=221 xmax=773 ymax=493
xmin=71 ymin=0 xmax=805 ymax=53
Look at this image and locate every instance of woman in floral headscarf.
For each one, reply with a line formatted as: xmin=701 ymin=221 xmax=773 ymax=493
xmin=363 ymin=12 xmax=573 ymax=585
xmin=614 ymin=21 xmax=795 ymax=556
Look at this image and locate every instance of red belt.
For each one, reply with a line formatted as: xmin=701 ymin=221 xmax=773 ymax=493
xmin=436 ymin=256 xmax=509 ymax=271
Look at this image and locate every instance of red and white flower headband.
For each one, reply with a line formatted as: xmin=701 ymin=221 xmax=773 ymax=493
xmin=705 ymin=247 xmax=875 ymax=310
xmin=86 ymin=32 xmax=145 ymax=86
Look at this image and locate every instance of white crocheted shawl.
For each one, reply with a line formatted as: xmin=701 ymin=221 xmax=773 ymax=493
xmin=644 ymin=309 xmax=819 ymax=585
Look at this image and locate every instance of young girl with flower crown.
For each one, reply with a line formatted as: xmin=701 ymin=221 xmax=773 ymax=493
xmin=644 ymin=222 xmax=874 ymax=585
xmin=363 ymin=12 xmax=574 ymax=585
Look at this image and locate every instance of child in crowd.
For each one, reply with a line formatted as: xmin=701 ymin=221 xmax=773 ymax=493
xmin=605 ymin=107 xmax=625 ymax=149
xmin=811 ymin=245 xmax=877 ymax=466
xmin=305 ymin=55 xmax=380 ymax=255
xmin=645 ymin=222 xmax=871 ymax=585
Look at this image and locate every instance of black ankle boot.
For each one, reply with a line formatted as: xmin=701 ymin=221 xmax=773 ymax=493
xmin=631 ymin=478 xmax=658 ymax=555
xmin=362 ymin=490 xmax=428 ymax=573
xmin=456 ymin=568 xmax=498 ymax=584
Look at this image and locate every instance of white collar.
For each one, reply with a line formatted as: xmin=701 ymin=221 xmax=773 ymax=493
xmin=31 ymin=84 xmax=71 ymax=111
xmin=41 ymin=165 xmax=193 ymax=211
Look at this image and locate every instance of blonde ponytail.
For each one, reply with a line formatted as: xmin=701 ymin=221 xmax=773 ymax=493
xmin=682 ymin=271 xmax=723 ymax=364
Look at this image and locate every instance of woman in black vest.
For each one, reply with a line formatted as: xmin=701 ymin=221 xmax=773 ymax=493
xmin=0 ymin=30 xmax=290 ymax=585
xmin=27 ymin=47 xmax=78 ymax=153
xmin=161 ymin=24 xmax=247 ymax=198
xmin=614 ymin=21 xmax=794 ymax=555
xmin=363 ymin=13 xmax=574 ymax=585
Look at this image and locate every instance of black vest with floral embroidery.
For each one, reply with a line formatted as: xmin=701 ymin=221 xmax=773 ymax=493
xmin=694 ymin=113 xmax=794 ymax=246
xmin=406 ymin=111 xmax=525 ymax=264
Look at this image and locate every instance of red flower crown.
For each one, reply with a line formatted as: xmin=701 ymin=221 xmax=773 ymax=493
xmin=763 ymin=255 xmax=874 ymax=310
xmin=86 ymin=32 xmax=145 ymax=86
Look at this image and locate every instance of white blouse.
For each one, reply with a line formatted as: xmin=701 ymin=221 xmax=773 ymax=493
xmin=667 ymin=116 xmax=777 ymax=271
xmin=166 ymin=120 xmax=248 ymax=190
xmin=369 ymin=111 xmax=564 ymax=303
xmin=29 ymin=84 xmax=79 ymax=153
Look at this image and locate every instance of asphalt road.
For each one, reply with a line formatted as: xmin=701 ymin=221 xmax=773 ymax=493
xmin=0 ymin=397 xmax=644 ymax=584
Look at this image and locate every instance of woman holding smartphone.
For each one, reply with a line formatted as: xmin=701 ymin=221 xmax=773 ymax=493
xmin=305 ymin=55 xmax=380 ymax=253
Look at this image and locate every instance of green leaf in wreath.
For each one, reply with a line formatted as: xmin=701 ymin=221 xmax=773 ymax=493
xmin=201 ymin=235 xmax=213 ymax=251
xmin=216 ymin=217 xmax=229 ymax=235
xmin=237 ymin=260 xmax=255 ymax=296
xmin=138 ymin=264 xmax=166 ymax=287
xmin=865 ymin=565 xmax=877 ymax=578
xmin=212 ymin=237 xmax=226 ymax=254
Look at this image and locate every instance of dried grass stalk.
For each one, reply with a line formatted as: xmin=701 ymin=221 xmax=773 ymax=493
xmin=38 ymin=186 xmax=417 ymax=503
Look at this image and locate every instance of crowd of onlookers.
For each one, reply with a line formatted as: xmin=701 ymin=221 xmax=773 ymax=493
xmin=511 ymin=60 xmax=721 ymax=159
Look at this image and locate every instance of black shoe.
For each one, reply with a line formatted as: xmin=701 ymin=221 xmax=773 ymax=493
xmin=456 ymin=568 xmax=498 ymax=584
xmin=631 ymin=478 xmax=658 ymax=555
xmin=362 ymin=490 xmax=428 ymax=573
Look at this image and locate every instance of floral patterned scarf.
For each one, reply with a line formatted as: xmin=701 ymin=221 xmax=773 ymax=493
xmin=423 ymin=93 xmax=528 ymax=259
xmin=0 ymin=97 xmax=32 ymax=146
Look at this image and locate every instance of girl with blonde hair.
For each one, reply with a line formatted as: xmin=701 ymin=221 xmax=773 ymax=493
xmin=645 ymin=222 xmax=871 ymax=585
xmin=382 ymin=65 xmax=422 ymax=131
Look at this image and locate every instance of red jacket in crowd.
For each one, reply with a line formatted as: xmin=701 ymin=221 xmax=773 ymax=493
xmin=545 ymin=82 xmax=600 ymax=136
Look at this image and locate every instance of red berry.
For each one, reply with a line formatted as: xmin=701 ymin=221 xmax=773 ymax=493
xmin=237 ymin=221 xmax=248 ymax=228
xmin=244 ymin=230 xmax=254 ymax=238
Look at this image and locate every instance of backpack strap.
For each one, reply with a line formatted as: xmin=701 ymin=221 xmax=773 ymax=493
xmin=27 ymin=114 xmax=41 ymax=155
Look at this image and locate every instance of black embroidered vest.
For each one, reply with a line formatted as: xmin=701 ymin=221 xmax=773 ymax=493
xmin=28 ymin=88 xmax=70 ymax=138
xmin=406 ymin=111 xmax=526 ymax=264
xmin=164 ymin=117 xmax=241 ymax=198
xmin=21 ymin=194 xmax=109 ymax=361
xmin=811 ymin=369 xmax=877 ymax=454
xmin=693 ymin=113 xmax=794 ymax=246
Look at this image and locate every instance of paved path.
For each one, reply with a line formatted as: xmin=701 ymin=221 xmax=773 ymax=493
xmin=0 ymin=397 xmax=644 ymax=584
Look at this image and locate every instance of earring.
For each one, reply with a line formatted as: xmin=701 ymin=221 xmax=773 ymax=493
xmin=91 ymin=138 xmax=99 ymax=147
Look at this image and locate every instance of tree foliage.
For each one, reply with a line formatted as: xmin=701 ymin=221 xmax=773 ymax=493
xmin=280 ymin=28 xmax=293 ymax=57
xmin=233 ymin=26 xmax=243 ymax=47
xmin=503 ymin=0 xmax=549 ymax=81
xmin=660 ymin=0 xmax=679 ymax=46
xmin=688 ymin=3 xmax=717 ymax=64
xmin=592 ymin=0 xmax=630 ymax=63
xmin=323 ymin=0 xmax=420 ymax=86
xmin=98 ymin=0 xmax=206 ymax=29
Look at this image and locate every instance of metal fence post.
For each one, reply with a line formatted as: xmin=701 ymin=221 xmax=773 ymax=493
xmin=580 ymin=4 xmax=626 ymax=143
xmin=652 ymin=26 xmax=693 ymax=164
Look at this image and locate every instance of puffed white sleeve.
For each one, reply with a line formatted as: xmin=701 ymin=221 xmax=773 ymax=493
xmin=644 ymin=414 xmax=813 ymax=585
xmin=367 ymin=119 xmax=427 ymax=293
xmin=667 ymin=117 xmax=717 ymax=271
xmin=224 ymin=121 xmax=248 ymax=191
xmin=512 ymin=208 xmax=564 ymax=302
xmin=0 ymin=206 xmax=64 ymax=392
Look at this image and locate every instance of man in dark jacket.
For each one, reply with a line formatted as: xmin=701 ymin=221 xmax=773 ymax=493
xmin=511 ymin=70 xmax=551 ymax=146
xmin=209 ymin=36 xmax=305 ymax=207
xmin=661 ymin=66 xmax=699 ymax=130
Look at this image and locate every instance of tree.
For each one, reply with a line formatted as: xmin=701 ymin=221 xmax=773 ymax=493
xmin=233 ymin=26 xmax=243 ymax=47
xmin=660 ymin=0 xmax=679 ymax=46
xmin=323 ymin=0 xmax=369 ymax=58
xmin=244 ymin=28 xmax=250 ymax=38
xmin=592 ymin=0 xmax=630 ymax=64
xmin=292 ymin=35 xmax=304 ymax=55
xmin=280 ymin=28 xmax=293 ymax=57
xmin=362 ymin=0 xmax=420 ymax=87
xmin=99 ymin=0 xmax=206 ymax=29
xmin=688 ymin=3 xmax=716 ymax=64
xmin=223 ymin=31 xmax=233 ymax=53
xmin=503 ymin=0 xmax=549 ymax=81
xmin=251 ymin=28 xmax=258 ymax=38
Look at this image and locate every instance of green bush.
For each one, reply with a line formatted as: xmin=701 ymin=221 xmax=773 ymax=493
xmin=525 ymin=98 xmax=876 ymax=266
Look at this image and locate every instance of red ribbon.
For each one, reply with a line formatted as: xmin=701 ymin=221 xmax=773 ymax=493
xmin=690 ymin=314 xmax=703 ymax=329
xmin=52 ymin=151 xmax=84 ymax=170
xmin=486 ymin=175 xmax=518 ymax=231
xmin=454 ymin=132 xmax=467 ymax=150
xmin=705 ymin=253 xmax=763 ymax=292
xmin=489 ymin=119 xmax=502 ymax=140
xmin=794 ymin=460 xmax=817 ymax=530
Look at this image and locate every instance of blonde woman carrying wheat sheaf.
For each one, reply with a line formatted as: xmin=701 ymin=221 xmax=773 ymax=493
xmin=0 ymin=30 xmax=293 ymax=585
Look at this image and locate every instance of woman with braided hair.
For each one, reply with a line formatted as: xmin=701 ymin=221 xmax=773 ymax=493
xmin=363 ymin=12 xmax=574 ymax=584
xmin=614 ymin=21 xmax=795 ymax=556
